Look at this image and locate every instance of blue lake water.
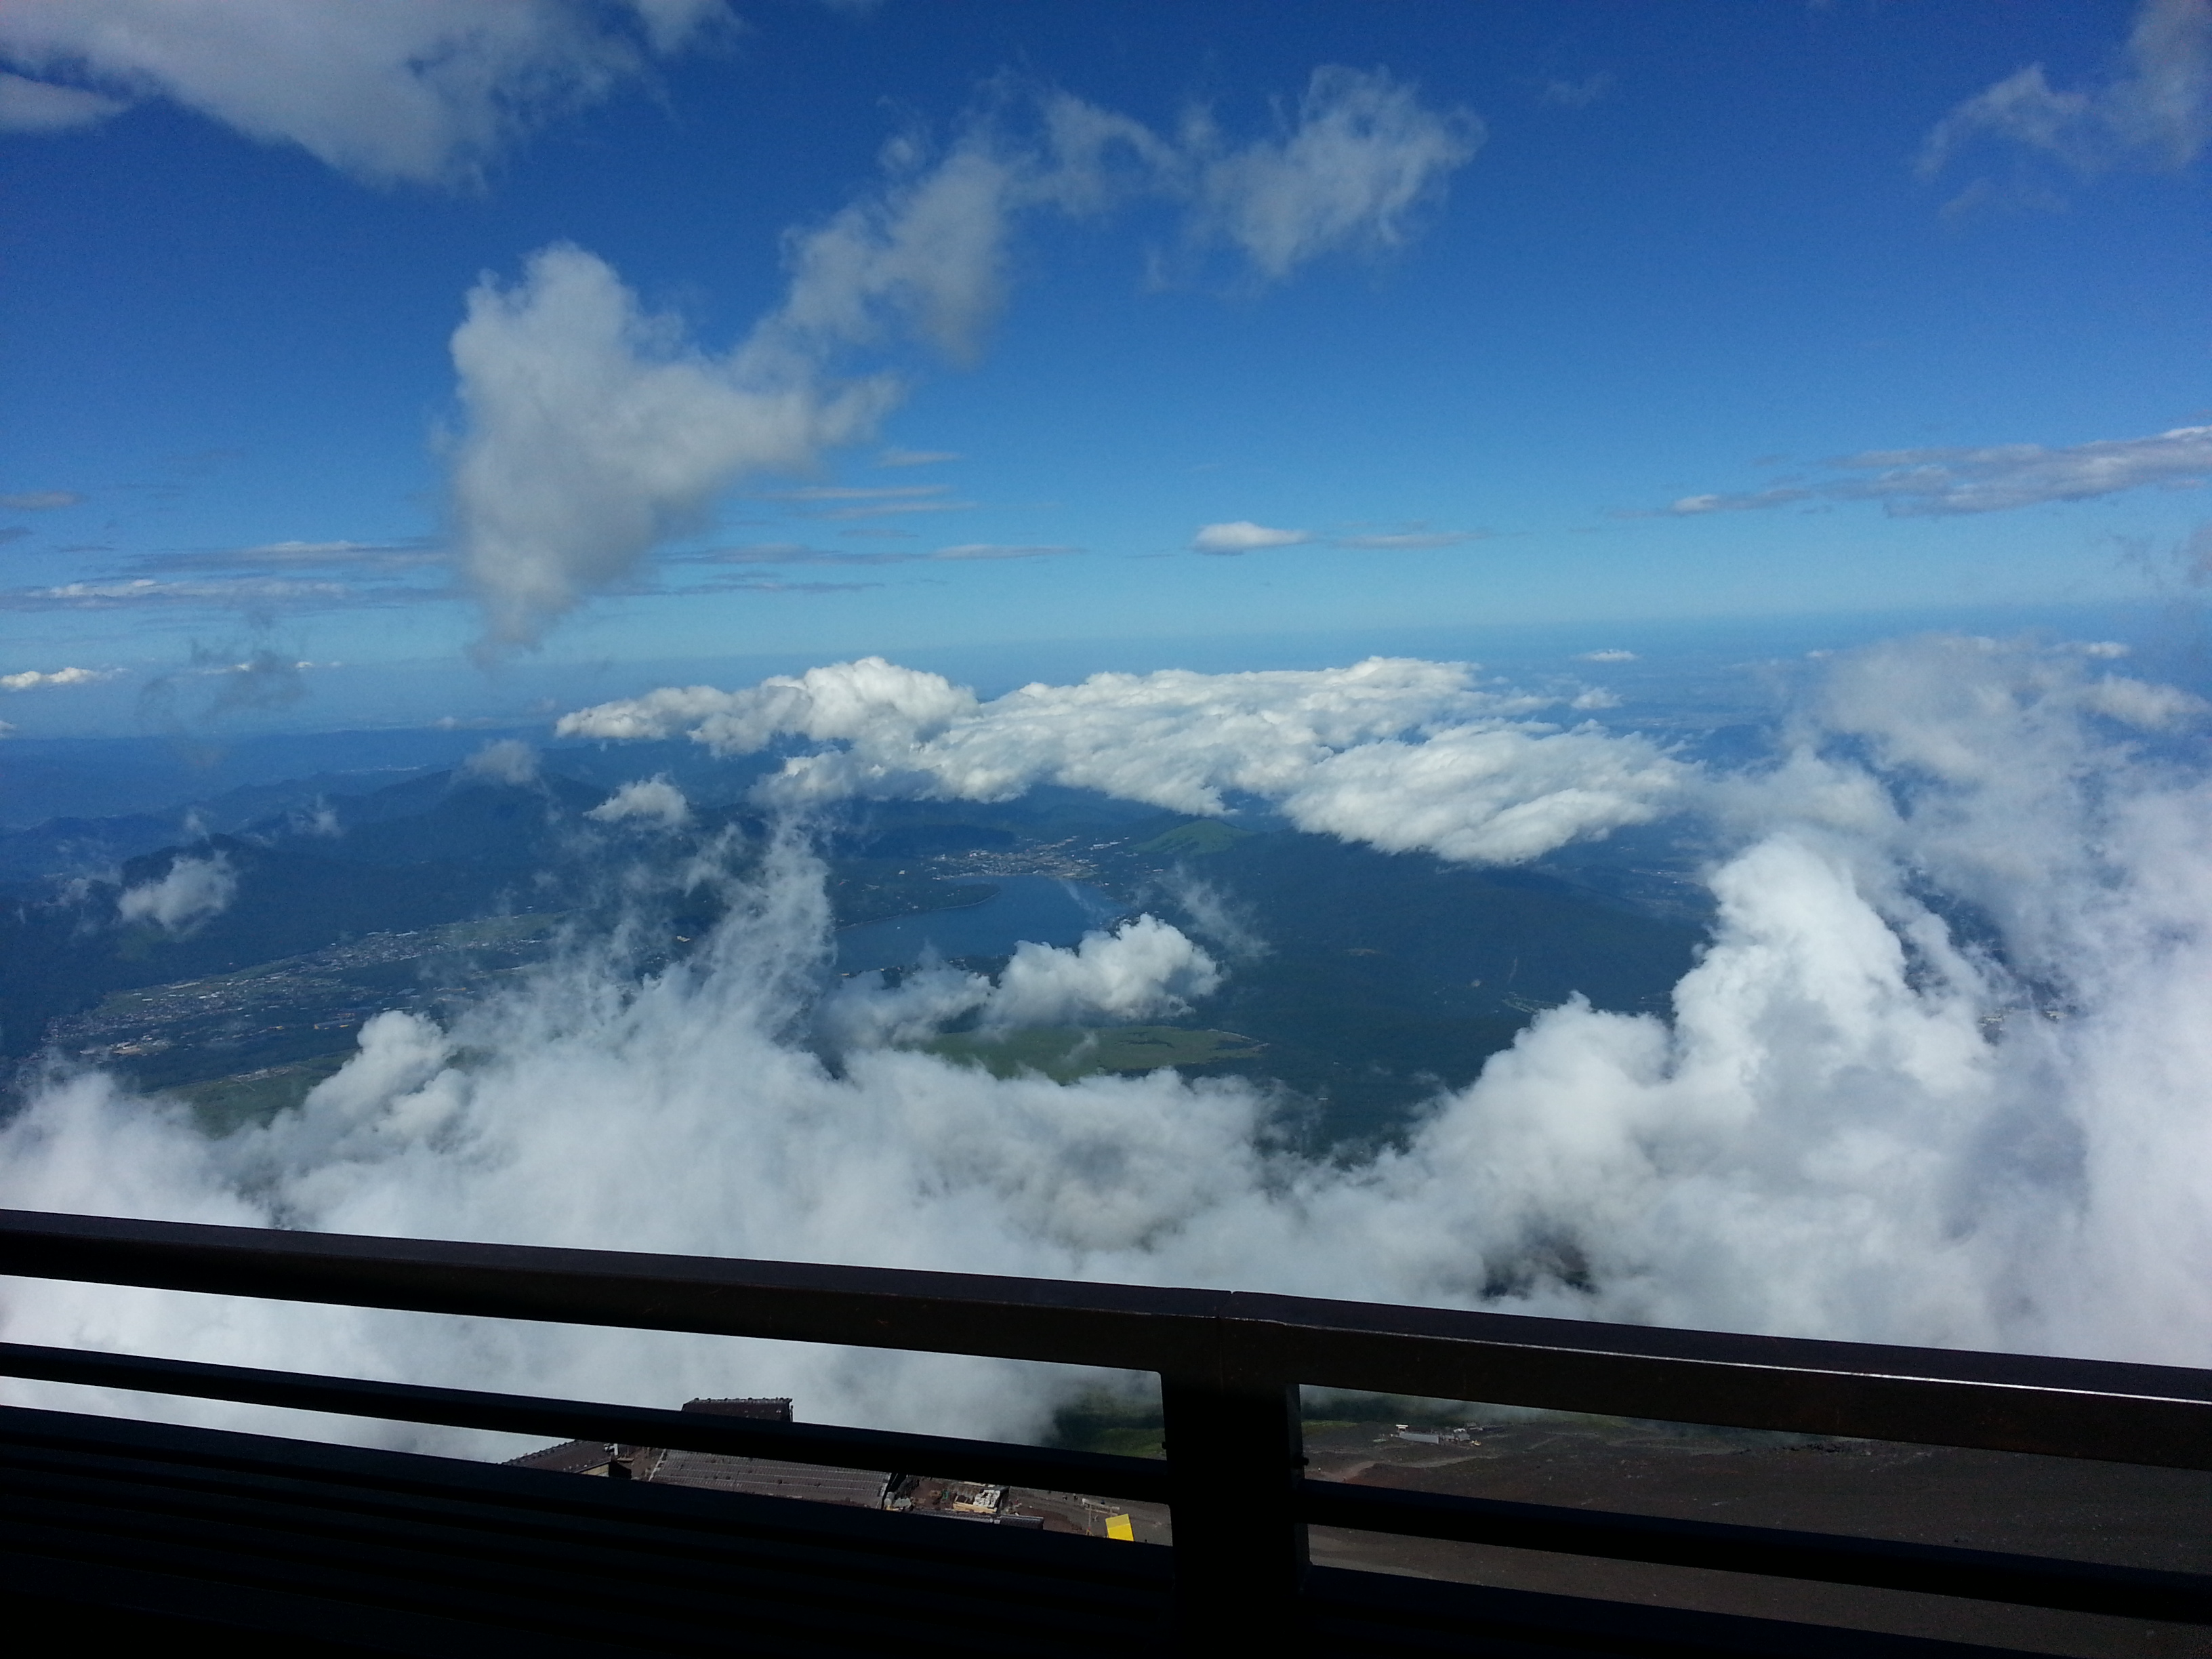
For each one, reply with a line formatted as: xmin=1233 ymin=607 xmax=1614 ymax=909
xmin=836 ymin=875 xmax=1125 ymax=972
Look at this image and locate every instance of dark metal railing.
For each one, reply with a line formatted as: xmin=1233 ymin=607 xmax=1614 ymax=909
xmin=4 ymin=1207 xmax=2211 ymax=1645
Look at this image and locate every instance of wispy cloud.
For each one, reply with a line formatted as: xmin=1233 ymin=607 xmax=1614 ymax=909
xmin=0 ymin=69 xmax=124 ymax=132
xmin=0 ymin=489 xmax=83 ymax=510
xmin=1332 ymin=529 xmax=1483 ymax=549
xmin=1646 ymin=424 xmax=2212 ymax=518
xmin=1194 ymin=520 xmax=1481 ymax=552
xmin=1919 ymin=0 xmax=2211 ymax=182
xmin=1658 ymin=487 xmax=1814 ymax=516
xmin=760 ymin=485 xmax=983 ymax=521
xmin=758 ymin=484 xmax=952 ymax=504
xmin=0 ymin=576 xmax=377 ymax=612
xmin=876 ymin=447 xmax=962 ymax=467
xmin=928 ymin=543 xmax=1077 ymax=560
xmin=1186 ymin=66 xmax=1485 ymax=281
xmin=677 ymin=539 xmax=1077 ymax=569
xmin=1576 ymin=649 xmax=1637 ymax=663
xmin=1540 ymin=72 xmax=1614 ymax=110
xmin=0 ymin=527 xmax=29 ymax=546
xmin=134 ymin=537 xmax=446 ymax=574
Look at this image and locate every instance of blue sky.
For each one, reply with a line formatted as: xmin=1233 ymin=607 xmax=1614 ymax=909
xmin=2 ymin=1 xmax=2209 ymax=735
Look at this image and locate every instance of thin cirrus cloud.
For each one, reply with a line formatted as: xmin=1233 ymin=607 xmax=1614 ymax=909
xmin=679 ymin=541 xmax=1076 ymax=570
xmin=1540 ymin=72 xmax=1615 ymax=110
xmin=1919 ymin=0 xmax=2211 ymax=181
xmin=0 ymin=0 xmax=733 ymax=184
xmin=1332 ymin=529 xmax=1483 ymax=550
xmin=1193 ymin=520 xmax=1481 ymax=553
xmin=876 ymin=449 xmax=962 ymax=468
xmin=762 ymin=485 xmax=983 ymax=522
xmin=1653 ymin=423 xmax=2212 ymax=518
xmin=0 ymin=537 xmax=455 ymax=615
xmin=134 ymin=538 xmax=447 ymax=575
xmin=0 ymin=577 xmax=358 ymax=612
xmin=0 ymin=489 xmax=83 ymax=510
xmin=443 ymin=68 xmax=1479 ymax=650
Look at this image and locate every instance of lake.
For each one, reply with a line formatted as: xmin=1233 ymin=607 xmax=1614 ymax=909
xmin=835 ymin=875 xmax=1125 ymax=973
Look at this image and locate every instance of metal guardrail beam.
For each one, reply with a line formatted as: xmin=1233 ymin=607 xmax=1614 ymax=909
xmin=5 ymin=1208 xmax=2211 ymax=1467
xmin=0 ymin=1340 xmax=1174 ymax=1503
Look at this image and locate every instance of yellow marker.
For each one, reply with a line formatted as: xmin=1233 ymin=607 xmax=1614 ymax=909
xmin=1105 ymin=1513 xmax=1135 ymax=1541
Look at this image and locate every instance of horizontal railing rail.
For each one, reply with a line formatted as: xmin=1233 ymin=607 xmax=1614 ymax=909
xmin=0 ymin=1340 xmax=1174 ymax=1503
xmin=5 ymin=1208 xmax=2211 ymax=1646
xmin=4 ymin=1208 xmax=2211 ymax=1467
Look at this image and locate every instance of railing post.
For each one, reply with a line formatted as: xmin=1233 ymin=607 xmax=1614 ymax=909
xmin=1160 ymin=1371 xmax=1307 ymax=1647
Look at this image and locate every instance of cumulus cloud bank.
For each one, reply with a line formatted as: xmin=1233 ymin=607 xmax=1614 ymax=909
xmin=448 ymin=69 xmax=1477 ymax=648
xmin=0 ymin=665 xmax=117 ymax=691
xmin=0 ymin=0 xmax=730 ymax=183
xmin=561 ymin=655 xmax=1682 ymax=864
xmin=5 ymin=638 xmax=2211 ymax=1450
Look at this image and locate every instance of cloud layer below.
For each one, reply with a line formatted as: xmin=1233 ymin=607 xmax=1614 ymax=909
xmin=4 ymin=637 xmax=2210 ymax=1452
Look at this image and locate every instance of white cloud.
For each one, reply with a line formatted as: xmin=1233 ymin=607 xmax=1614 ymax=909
xmin=0 ymin=490 xmax=82 ymax=510
xmin=0 ymin=665 xmax=119 ymax=691
xmin=1577 ymin=649 xmax=1637 ymax=663
xmin=115 ymin=852 xmax=236 ymax=935
xmin=876 ymin=448 xmax=962 ymax=467
xmin=565 ymin=655 xmax=1680 ymax=866
xmin=0 ymin=69 xmax=123 ymax=132
xmin=1920 ymin=0 xmax=2212 ymax=178
xmin=1187 ymin=66 xmax=1484 ymax=280
xmin=461 ymin=738 xmax=539 ymax=786
xmin=1652 ymin=423 xmax=2212 ymax=520
xmin=0 ymin=0 xmax=731 ymax=185
xmin=586 ymin=776 xmax=691 ymax=827
xmin=1191 ymin=520 xmax=1310 ymax=554
xmin=446 ymin=244 xmax=898 ymax=649
xmin=987 ymin=918 xmax=1221 ymax=1029
xmin=821 ymin=916 xmax=1221 ymax=1051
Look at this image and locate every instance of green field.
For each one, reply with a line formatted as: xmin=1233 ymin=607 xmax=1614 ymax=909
xmin=1132 ymin=819 xmax=1254 ymax=857
xmin=921 ymin=1024 xmax=1264 ymax=1082
xmin=178 ymin=1054 xmax=354 ymax=1134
